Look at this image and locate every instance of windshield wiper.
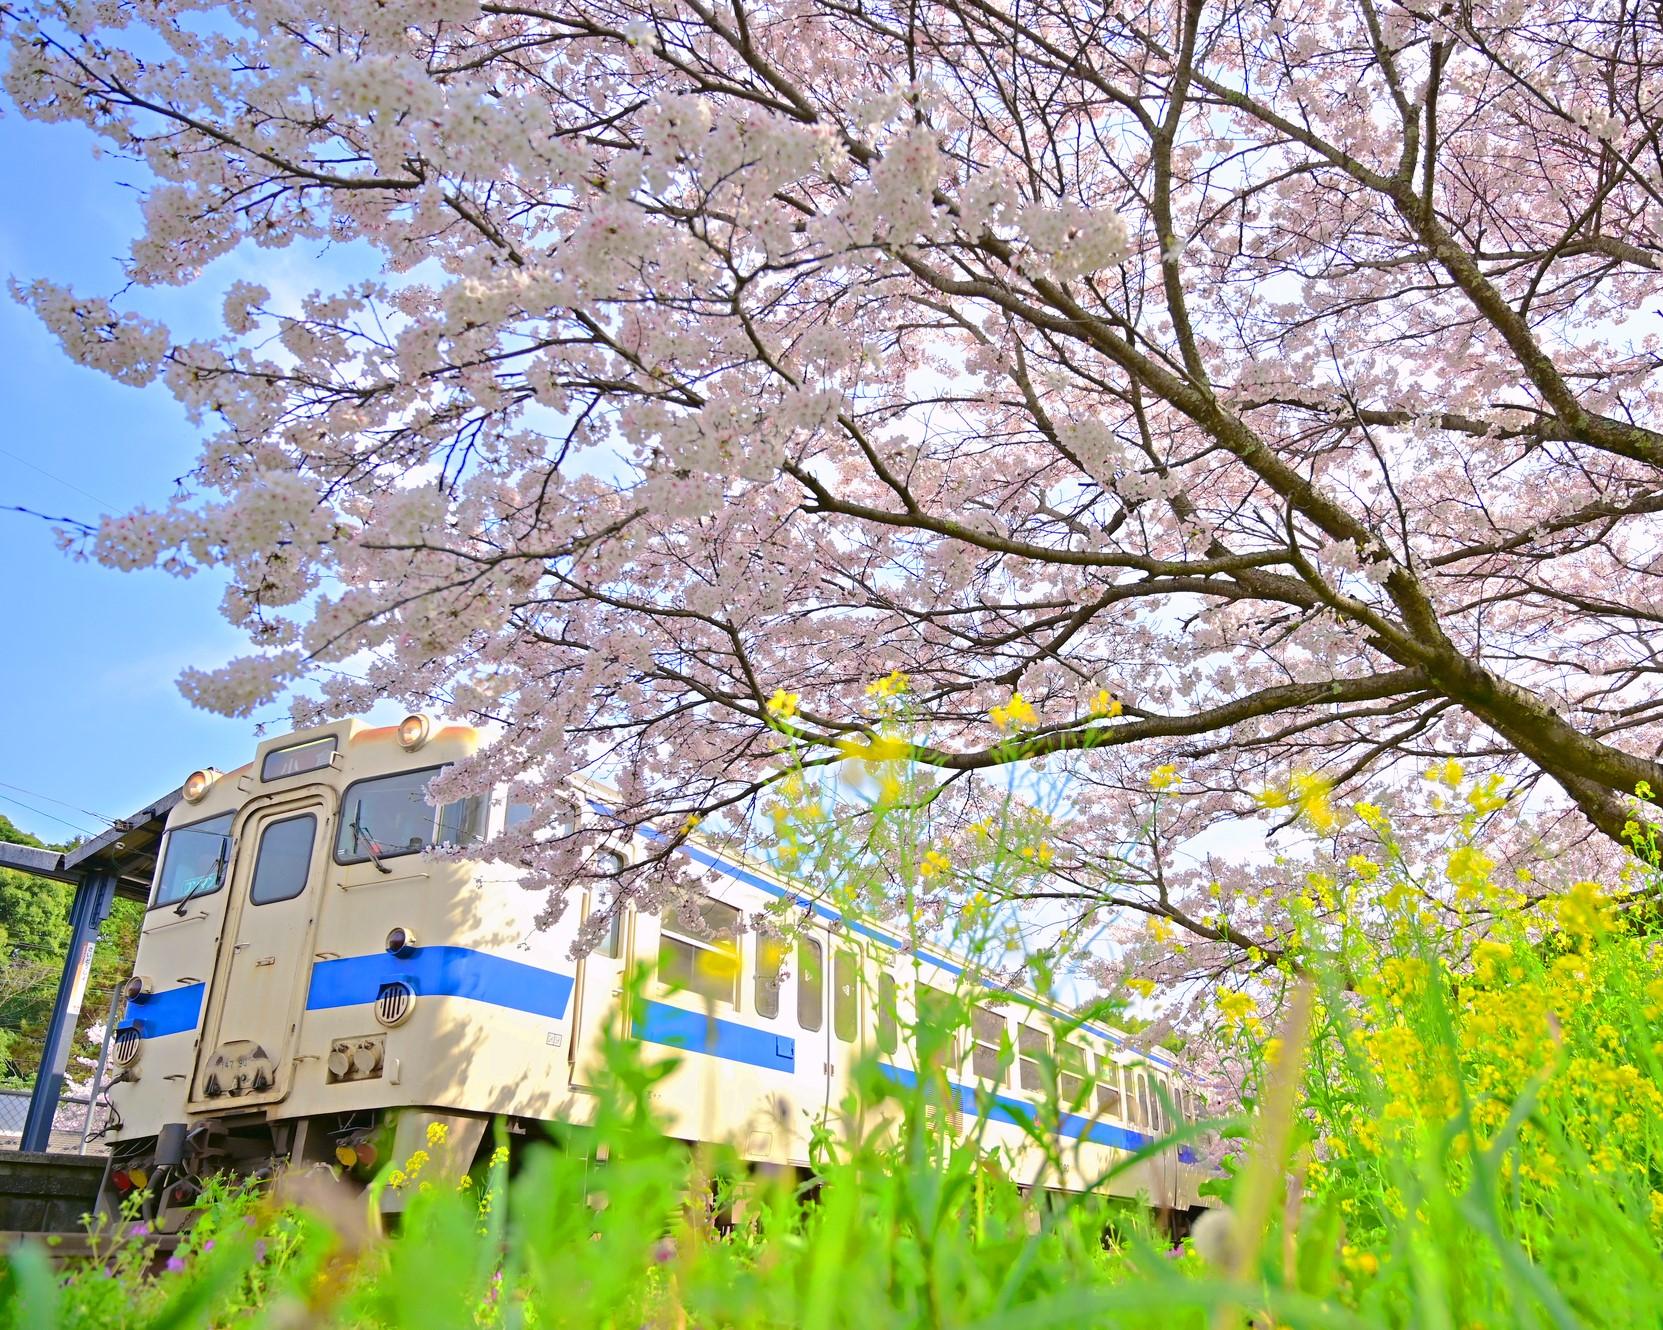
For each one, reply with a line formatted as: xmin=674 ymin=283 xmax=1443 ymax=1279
xmin=174 ymin=835 xmax=230 ymax=916
xmin=351 ymin=800 xmax=393 ymax=874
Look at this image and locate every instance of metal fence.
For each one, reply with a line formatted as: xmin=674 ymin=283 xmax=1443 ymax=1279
xmin=0 ymin=1086 xmax=108 ymax=1147
xmin=0 ymin=1089 xmax=28 ymax=1136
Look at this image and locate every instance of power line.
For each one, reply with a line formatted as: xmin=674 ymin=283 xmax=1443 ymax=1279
xmin=0 ymin=791 xmax=96 ymax=840
xmin=0 ymin=780 xmax=118 ymax=828
xmin=0 ymin=443 xmax=114 ymax=512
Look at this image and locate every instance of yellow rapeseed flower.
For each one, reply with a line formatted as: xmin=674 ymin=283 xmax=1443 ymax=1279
xmin=920 ymin=849 xmax=951 ymax=880
xmin=1089 ymin=689 xmax=1123 ymax=719
xmin=1217 ymin=987 xmax=1257 ymax=1031
xmin=1555 ymin=879 xmax=1611 ymax=942
xmin=766 ymin=688 xmax=800 ymax=718
xmin=1150 ymin=764 xmax=1180 ymax=791
xmin=836 ymin=733 xmax=911 ymax=763
xmin=990 ymin=690 xmax=1039 ymax=731
xmin=1466 ymin=772 xmax=1507 ymax=814
xmin=866 ymin=669 xmax=909 ymax=699
xmin=1425 ymin=757 xmax=1464 ymax=788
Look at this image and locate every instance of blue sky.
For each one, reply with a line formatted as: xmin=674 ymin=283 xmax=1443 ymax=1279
xmin=0 ymin=112 xmax=293 ymax=843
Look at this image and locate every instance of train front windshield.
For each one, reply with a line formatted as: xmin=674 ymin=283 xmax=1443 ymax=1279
xmin=152 ymin=813 xmax=235 ymax=908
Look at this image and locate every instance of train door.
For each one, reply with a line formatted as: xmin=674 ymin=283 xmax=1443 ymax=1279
xmin=568 ymin=872 xmax=631 ymax=1091
xmin=189 ymin=792 xmax=332 ymax=1108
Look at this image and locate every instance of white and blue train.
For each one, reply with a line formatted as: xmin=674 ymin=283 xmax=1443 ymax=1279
xmin=100 ymin=716 xmax=1208 ymax=1226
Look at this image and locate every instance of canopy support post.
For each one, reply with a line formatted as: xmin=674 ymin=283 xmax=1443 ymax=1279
xmin=20 ymin=869 xmax=116 ymax=1153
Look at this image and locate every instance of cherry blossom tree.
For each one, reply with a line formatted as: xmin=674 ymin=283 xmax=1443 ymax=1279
xmin=6 ymin=0 xmax=1663 ymax=974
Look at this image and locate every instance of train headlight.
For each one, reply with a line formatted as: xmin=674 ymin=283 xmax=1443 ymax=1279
xmin=182 ymin=769 xmax=220 ymax=803
xmin=123 ymin=975 xmax=152 ymax=1002
xmin=397 ymin=714 xmax=431 ymax=751
xmin=385 ymin=926 xmax=417 ymax=957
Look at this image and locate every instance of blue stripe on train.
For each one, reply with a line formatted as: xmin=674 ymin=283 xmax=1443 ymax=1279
xmin=305 ymin=946 xmax=575 ymax=1020
xmin=119 ymin=982 xmax=205 ymax=1039
xmin=634 ymin=999 xmax=796 ymax=1073
xmin=877 ymin=1062 xmax=1195 ymax=1162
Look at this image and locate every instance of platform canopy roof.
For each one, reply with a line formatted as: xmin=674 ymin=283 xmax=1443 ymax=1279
xmin=0 ymin=788 xmax=180 ymax=902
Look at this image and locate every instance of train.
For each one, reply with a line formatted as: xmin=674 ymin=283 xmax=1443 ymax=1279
xmin=99 ymin=715 xmax=1210 ymax=1227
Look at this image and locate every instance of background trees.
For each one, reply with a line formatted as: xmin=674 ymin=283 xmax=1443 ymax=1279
xmin=6 ymin=0 xmax=1663 ymax=979
xmin=0 ymin=815 xmax=138 ymax=1084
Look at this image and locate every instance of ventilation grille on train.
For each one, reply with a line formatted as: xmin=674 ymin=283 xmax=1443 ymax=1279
xmin=110 ymin=1026 xmax=141 ymax=1066
xmin=375 ymin=980 xmax=416 ymax=1027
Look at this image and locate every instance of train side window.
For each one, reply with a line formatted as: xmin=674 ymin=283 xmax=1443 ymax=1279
xmin=1017 ymin=1024 xmax=1047 ymax=1092
xmin=1136 ymin=1072 xmax=1152 ymax=1129
xmin=833 ymin=949 xmax=860 ymax=1042
xmin=972 ymin=1005 xmax=1006 ymax=1083
xmin=755 ymin=934 xmax=788 ymax=1019
xmin=588 ymin=852 xmax=626 ymax=959
xmin=1057 ymin=1039 xmax=1090 ymax=1102
xmin=659 ymin=895 xmax=740 ymax=1005
xmin=249 ymin=813 xmax=317 ymax=906
xmin=797 ymin=937 xmax=824 ymax=1031
xmin=435 ymin=792 xmax=488 ymax=847
xmin=1097 ymin=1063 xmax=1125 ymax=1119
xmin=505 ymin=798 xmax=573 ymax=842
xmin=916 ymin=986 xmax=956 ymax=1071
xmin=1154 ymin=1075 xmax=1170 ymax=1132
xmin=877 ymin=971 xmax=898 ymax=1053
xmin=151 ymin=811 xmax=235 ymax=909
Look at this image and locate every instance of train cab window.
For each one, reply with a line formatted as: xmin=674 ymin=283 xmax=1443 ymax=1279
xmin=797 ymin=937 xmax=824 ymax=1031
xmin=877 ymin=971 xmax=899 ymax=1053
xmin=249 ymin=813 xmax=317 ymax=906
xmin=1017 ymin=1024 xmax=1048 ymax=1092
xmin=659 ymin=895 xmax=741 ymax=1005
xmin=833 ymin=949 xmax=860 ymax=1042
xmin=1097 ymin=1063 xmax=1125 ymax=1119
xmin=755 ymin=934 xmax=788 ymax=1019
xmin=1057 ymin=1040 xmax=1091 ymax=1102
xmin=971 ymin=1005 xmax=1006 ymax=1083
xmin=152 ymin=812 xmax=235 ymax=909
xmin=334 ymin=767 xmax=485 ymax=865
